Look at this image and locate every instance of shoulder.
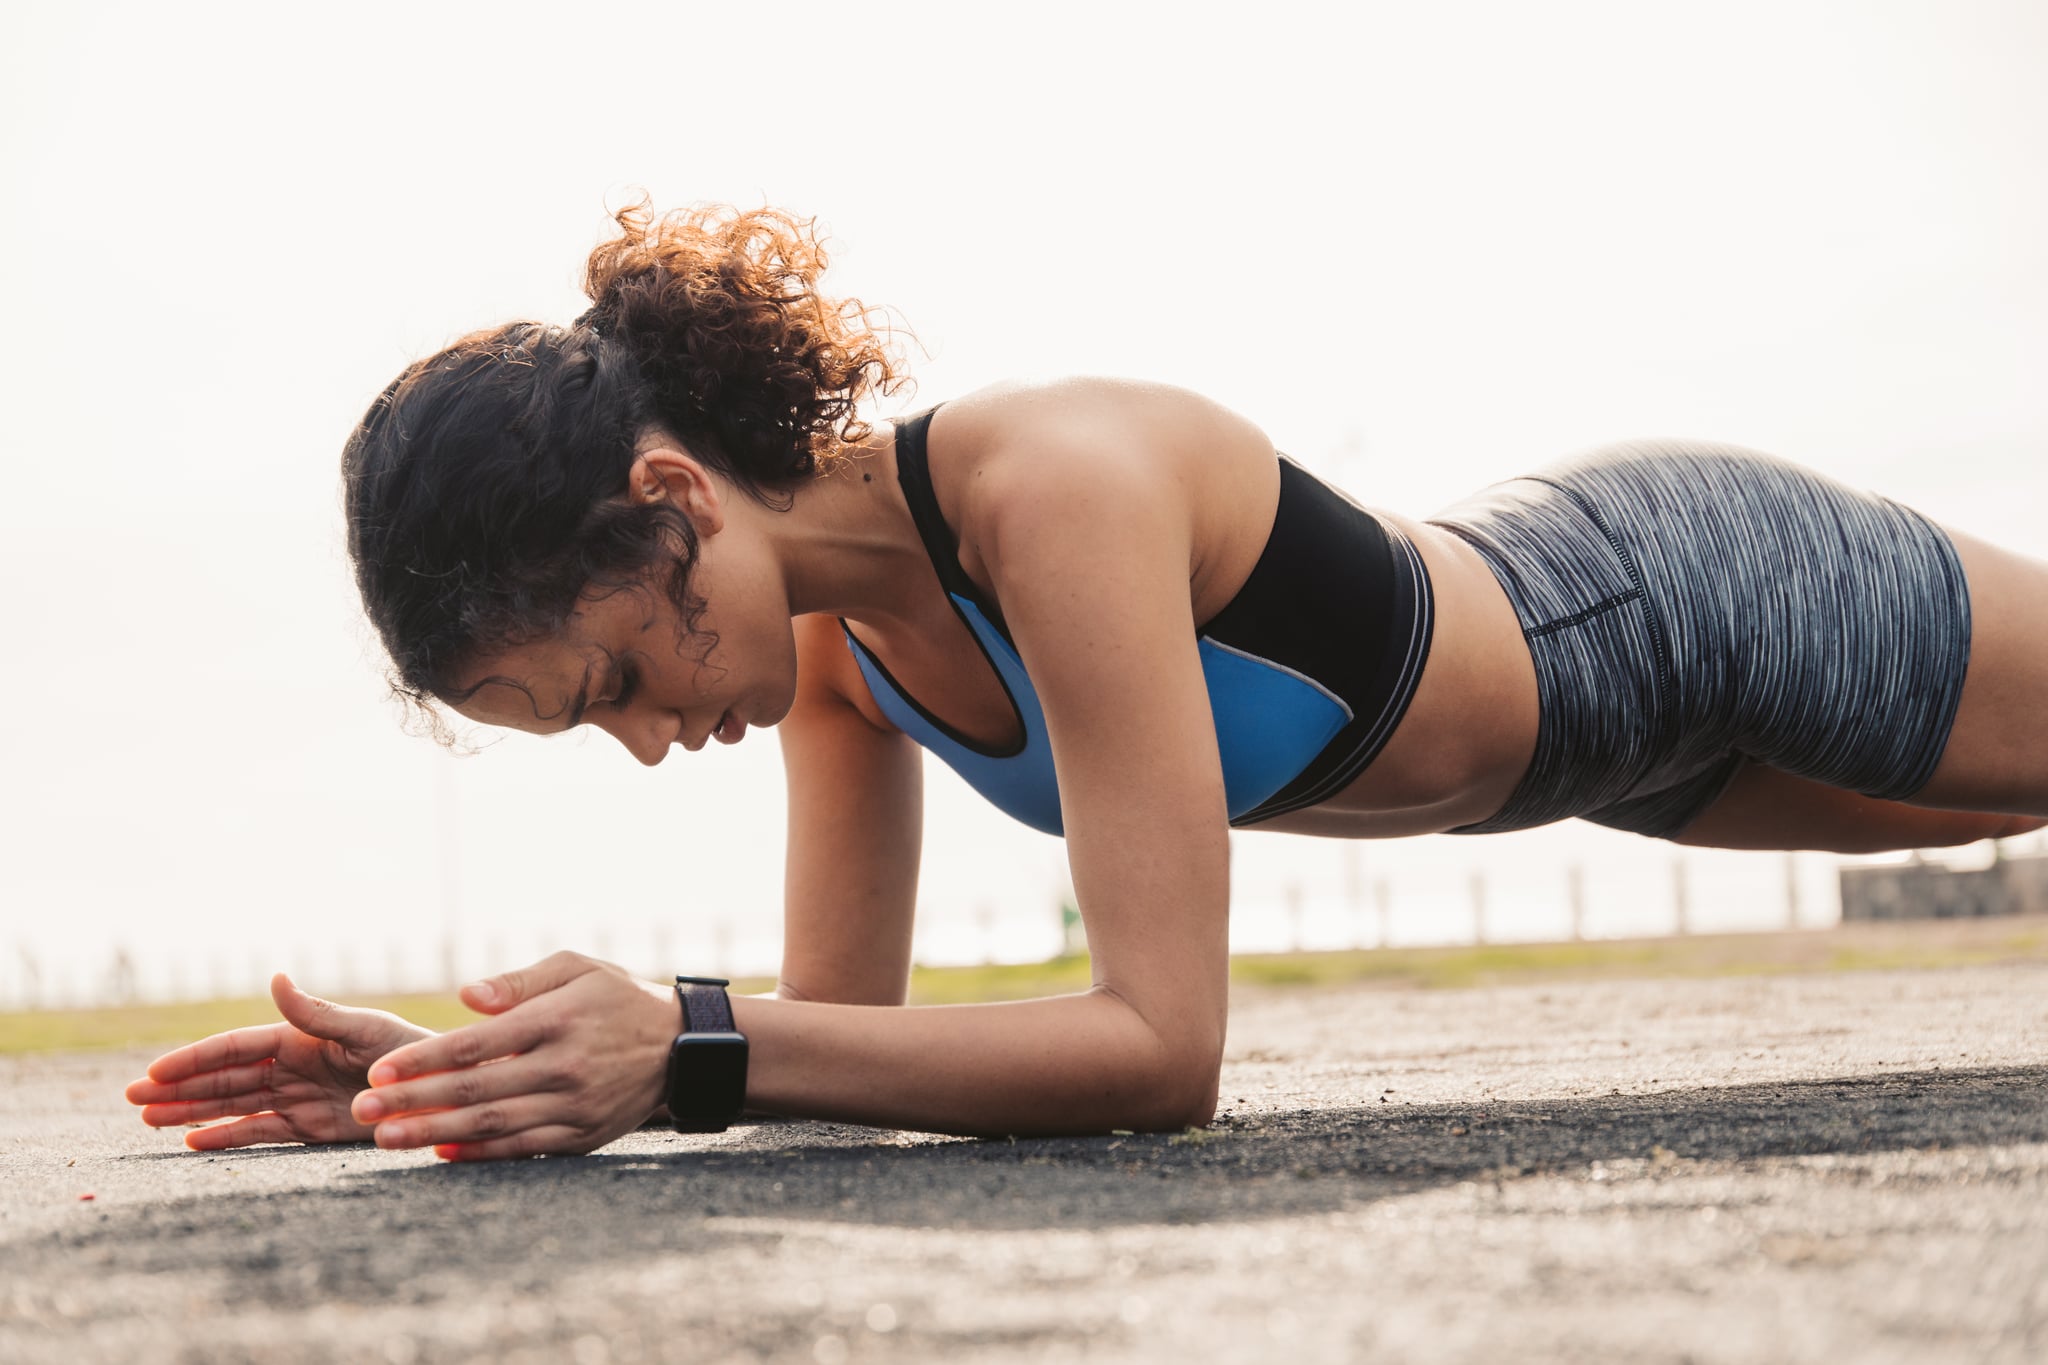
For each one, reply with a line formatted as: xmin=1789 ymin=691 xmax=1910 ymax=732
xmin=929 ymin=375 xmax=1271 ymax=478
xmin=920 ymin=377 xmax=1278 ymax=587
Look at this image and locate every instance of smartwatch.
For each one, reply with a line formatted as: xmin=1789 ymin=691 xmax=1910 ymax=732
xmin=664 ymin=975 xmax=749 ymax=1133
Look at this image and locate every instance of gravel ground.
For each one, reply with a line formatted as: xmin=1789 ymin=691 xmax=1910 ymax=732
xmin=4 ymin=965 xmax=2046 ymax=1364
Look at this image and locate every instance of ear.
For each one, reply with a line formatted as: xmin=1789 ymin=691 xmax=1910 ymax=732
xmin=627 ymin=444 xmax=725 ymax=537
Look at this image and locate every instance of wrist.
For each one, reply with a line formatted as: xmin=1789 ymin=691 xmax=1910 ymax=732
xmin=634 ymin=977 xmax=677 ymax=1124
xmin=662 ymin=976 xmax=749 ymax=1133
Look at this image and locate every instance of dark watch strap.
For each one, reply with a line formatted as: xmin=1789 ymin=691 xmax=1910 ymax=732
xmin=666 ymin=975 xmax=746 ymax=1135
xmin=675 ymin=975 xmax=735 ymax=1032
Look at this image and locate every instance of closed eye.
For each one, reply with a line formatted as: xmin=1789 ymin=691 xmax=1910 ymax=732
xmin=605 ymin=661 xmax=641 ymax=711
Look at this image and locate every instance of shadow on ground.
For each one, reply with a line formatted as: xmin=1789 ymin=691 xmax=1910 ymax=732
xmin=30 ymin=1065 xmax=2048 ymax=1305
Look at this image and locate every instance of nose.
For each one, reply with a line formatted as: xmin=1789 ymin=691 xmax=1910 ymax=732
xmin=594 ymin=713 xmax=672 ymax=767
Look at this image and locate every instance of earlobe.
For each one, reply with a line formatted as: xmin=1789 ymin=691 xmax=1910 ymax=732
xmin=685 ymin=474 xmax=725 ymax=537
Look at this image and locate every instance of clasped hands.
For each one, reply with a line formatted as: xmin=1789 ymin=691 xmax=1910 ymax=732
xmin=126 ymin=952 xmax=679 ymax=1161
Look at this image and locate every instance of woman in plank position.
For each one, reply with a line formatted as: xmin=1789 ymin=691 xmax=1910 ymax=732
xmin=129 ymin=202 xmax=2048 ymax=1159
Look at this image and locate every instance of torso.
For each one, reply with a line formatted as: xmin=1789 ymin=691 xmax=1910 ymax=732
xmin=829 ymin=378 xmax=1539 ymax=836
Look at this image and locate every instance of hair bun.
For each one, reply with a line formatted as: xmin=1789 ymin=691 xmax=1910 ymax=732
xmin=579 ymin=199 xmax=911 ymax=486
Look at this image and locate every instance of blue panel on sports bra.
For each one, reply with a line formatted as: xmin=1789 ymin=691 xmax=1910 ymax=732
xmin=844 ymin=595 xmax=1351 ymax=837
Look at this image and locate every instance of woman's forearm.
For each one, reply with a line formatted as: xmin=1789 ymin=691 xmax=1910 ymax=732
xmin=352 ymin=958 xmax=1219 ymax=1159
xmin=728 ymin=987 xmax=1217 ymax=1137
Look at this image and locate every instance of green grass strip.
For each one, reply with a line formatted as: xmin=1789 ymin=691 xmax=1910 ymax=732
xmin=7 ymin=922 xmax=2047 ymax=1056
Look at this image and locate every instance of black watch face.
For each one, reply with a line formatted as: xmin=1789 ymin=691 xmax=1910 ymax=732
xmin=667 ymin=1033 xmax=748 ymax=1131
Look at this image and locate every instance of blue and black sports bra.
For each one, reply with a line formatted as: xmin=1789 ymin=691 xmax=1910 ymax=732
xmin=839 ymin=405 xmax=1435 ymax=836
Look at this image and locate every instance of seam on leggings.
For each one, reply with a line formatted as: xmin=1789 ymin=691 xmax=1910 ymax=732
xmin=1527 ymin=588 xmax=1644 ymax=639
xmin=1526 ymin=476 xmax=1677 ymax=723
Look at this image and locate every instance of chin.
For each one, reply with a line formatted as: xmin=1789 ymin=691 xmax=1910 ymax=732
xmin=762 ymin=683 xmax=800 ymax=728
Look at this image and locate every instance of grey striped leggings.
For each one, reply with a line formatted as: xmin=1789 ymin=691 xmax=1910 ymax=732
xmin=1427 ymin=440 xmax=1974 ymax=839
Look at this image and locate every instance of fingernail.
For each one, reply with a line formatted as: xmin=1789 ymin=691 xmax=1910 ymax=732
xmin=467 ymin=980 xmax=497 ymax=1005
xmin=368 ymin=1064 xmax=397 ymax=1086
xmin=355 ymin=1096 xmax=385 ymax=1121
xmin=381 ymin=1124 xmax=411 ymax=1147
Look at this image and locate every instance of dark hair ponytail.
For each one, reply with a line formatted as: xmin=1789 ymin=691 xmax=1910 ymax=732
xmin=341 ymin=199 xmax=910 ymax=741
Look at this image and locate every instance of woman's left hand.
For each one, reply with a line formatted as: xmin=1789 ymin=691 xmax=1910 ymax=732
xmin=349 ymin=951 xmax=677 ymax=1160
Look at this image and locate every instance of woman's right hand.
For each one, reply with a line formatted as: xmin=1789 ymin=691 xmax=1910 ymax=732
xmin=125 ymin=973 xmax=436 ymax=1150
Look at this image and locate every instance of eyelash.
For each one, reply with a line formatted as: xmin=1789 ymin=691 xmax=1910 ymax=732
xmin=606 ymin=663 xmax=640 ymax=711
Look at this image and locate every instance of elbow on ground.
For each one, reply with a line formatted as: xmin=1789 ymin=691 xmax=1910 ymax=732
xmin=1120 ymin=1059 xmax=1223 ymax=1134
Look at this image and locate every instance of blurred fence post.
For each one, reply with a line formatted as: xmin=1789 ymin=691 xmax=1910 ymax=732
xmin=435 ymin=760 xmax=463 ymax=991
xmin=1784 ymin=852 xmax=1801 ymax=930
xmin=1374 ymin=878 xmax=1392 ymax=949
xmin=1568 ymin=864 xmax=1586 ymax=941
xmin=108 ymin=948 xmax=138 ymax=1005
xmin=1471 ymin=871 xmax=1487 ymax=945
xmin=1673 ymin=857 xmax=1690 ymax=935
xmin=1059 ymin=894 xmax=1086 ymax=956
xmin=714 ymin=919 xmax=735 ymax=978
xmin=15 ymin=944 xmax=41 ymax=1011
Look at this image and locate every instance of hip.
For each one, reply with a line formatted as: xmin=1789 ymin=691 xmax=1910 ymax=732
xmin=1424 ymin=438 xmax=1972 ymax=836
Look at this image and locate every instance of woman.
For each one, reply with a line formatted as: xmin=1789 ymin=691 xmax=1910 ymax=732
xmin=127 ymin=202 xmax=2048 ymax=1160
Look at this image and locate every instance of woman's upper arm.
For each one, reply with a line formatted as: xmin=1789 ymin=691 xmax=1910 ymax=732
xmin=975 ymin=438 xmax=1234 ymax=1100
xmin=776 ymin=613 xmax=923 ymax=1006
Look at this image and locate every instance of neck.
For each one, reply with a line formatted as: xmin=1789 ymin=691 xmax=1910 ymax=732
xmin=749 ymin=420 xmax=931 ymax=623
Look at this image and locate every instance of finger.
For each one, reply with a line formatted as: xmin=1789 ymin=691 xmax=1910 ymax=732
xmin=372 ymin=1097 xmax=567 ymax=1151
xmin=139 ymin=1092 xmax=275 ymax=1128
xmin=351 ymin=1055 xmax=555 ymax=1126
xmin=368 ymin=1010 xmax=551 ymax=1087
xmin=143 ymin=1024 xmax=287 ymax=1084
xmin=183 ymin=1112 xmax=297 ymax=1151
xmin=457 ymin=981 xmax=512 ymax=1016
xmin=128 ymin=1059 xmax=276 ymax=1106
xmin=269 ymin=972 xmax=366 ymax=1042
xmin=433 ymin=1125 xmax=593 ymax=1162
xmin=457 ymin=950 xmax=597 ymax=1017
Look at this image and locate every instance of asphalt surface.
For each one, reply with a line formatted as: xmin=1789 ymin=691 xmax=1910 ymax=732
xmin=4 ymin=965 xmax=2046 ymax=1364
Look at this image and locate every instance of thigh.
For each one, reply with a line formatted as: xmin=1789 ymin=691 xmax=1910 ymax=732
xmin=1909 ymin=524 xmax=2048 ymax=814
xmin=1672 ymin=759 xmax=2044 ymax=853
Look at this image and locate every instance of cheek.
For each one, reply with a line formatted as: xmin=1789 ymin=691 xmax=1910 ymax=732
xmin=739 ymin=596 xmax=797 ymax=683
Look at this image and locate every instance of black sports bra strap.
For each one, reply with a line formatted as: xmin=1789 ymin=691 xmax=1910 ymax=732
xmin=892 ymin=404 xmax=995 ymax=611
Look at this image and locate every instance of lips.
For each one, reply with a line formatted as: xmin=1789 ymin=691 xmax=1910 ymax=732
xmin=674 ymin=709 xmax=744 ymax=752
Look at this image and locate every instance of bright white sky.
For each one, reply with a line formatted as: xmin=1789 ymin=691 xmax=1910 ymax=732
xmin=3 ymin=1 xmax=2045 ymax=1006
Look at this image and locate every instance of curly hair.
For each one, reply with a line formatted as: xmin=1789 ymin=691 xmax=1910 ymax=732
xmin=583 ymin=200 xmax=905 ymax=491
xmin=341 ymin=199 xmax=912 ymax=744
